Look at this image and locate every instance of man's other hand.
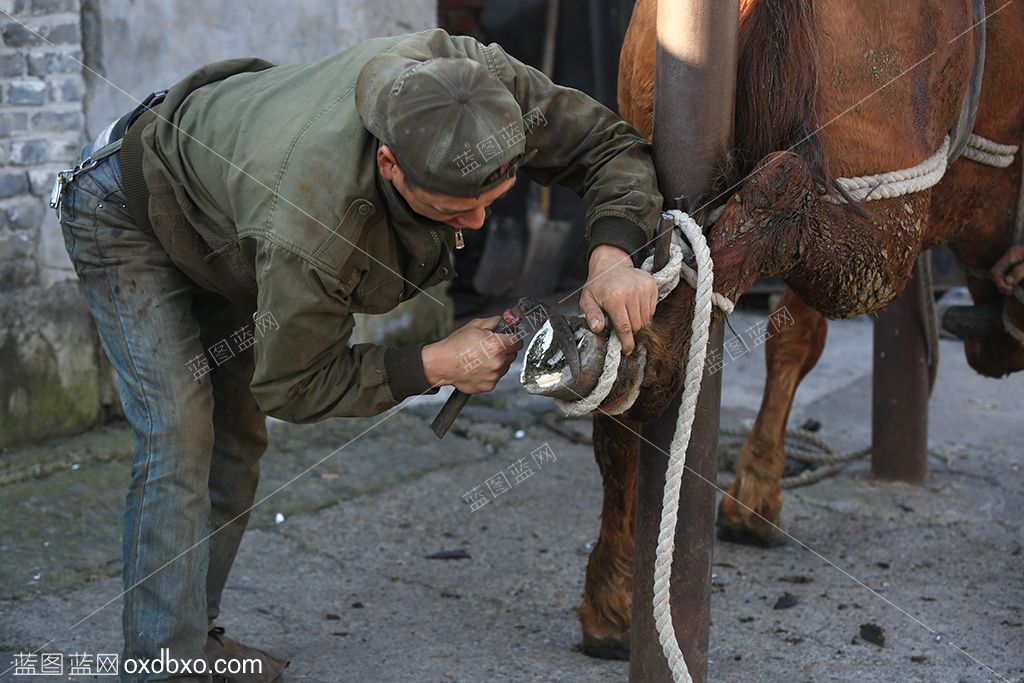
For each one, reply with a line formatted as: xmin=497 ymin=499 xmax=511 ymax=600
xmin=991 ymin=245 xmax=1024 ymax=297
xmin=579 ymin=244 xmax=659 ymax=356
xmin=422 ymin=316 xmax=523 ymax=394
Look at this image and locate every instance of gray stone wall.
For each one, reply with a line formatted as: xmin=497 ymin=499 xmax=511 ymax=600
xmin=0 ymin=0 xmax=84 ymax=289
xmin=0 ymin=0 xmax=109 ymax=450
xmin=82 ymin=0 xmax=437 ymax=138
xmin=0 ymin=0 xmax=440 ymax=449
xmin=77 ymin=0 xmax=447 ymax=349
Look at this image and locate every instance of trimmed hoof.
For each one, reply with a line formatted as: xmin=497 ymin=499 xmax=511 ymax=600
xmin=581 ymin=633 xmax=630 ymax=661
xmin=716 ymin=516 xmax=788 ymax=548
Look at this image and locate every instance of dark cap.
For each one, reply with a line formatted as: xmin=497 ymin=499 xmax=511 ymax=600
xmin=356 ymin=54 xmax=528 ymax=198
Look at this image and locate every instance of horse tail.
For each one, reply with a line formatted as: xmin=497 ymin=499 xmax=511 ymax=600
xmin=733 ymin=0 xmax=833 ymax=191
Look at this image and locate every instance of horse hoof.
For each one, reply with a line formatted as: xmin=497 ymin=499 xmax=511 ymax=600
xmin=716 ymin=517 xmax=788 ymax=548
xmin=581 ymin=636 xmax=630 ymax=661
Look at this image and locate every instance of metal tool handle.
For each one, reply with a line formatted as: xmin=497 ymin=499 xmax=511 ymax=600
xmin=431 ymin=311 xmax=519 ymax=439
xmin=430 ymin=390 xmax=472 ymax=440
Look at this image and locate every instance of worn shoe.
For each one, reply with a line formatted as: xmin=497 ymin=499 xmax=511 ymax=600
xmin=205 ymin=626 xmax=289 ymax=683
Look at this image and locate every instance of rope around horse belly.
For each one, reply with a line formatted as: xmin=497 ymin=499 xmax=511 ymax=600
xmin=545 ymin=133 xmax=1019 ymax=682
xmin=827 ymin=133 xmax=1019 ymax=203
xmin=962 ymin=133 xmax=1019 ymax=168
xmin=553 ymin=133 xmax=1018 ymax=420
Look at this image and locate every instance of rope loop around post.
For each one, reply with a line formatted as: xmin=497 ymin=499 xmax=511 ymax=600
xmin=650 ymin=210 xmax=718 ymax=683
xmin=557 ymin=209 xmax=726 ymax=681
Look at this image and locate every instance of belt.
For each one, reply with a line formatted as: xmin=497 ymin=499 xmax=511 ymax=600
xmin=49 ymin=89 xmax=167 ymax=223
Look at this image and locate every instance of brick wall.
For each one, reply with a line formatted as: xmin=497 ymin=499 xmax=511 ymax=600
xmin=0 ymin=0 xmax=84 ymax=289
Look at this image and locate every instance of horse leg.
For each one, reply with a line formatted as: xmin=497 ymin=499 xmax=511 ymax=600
xmin=717 ymin=288 xmax=827 ymax=546
xmin=578 ymin=412 xmax=638 ymax=660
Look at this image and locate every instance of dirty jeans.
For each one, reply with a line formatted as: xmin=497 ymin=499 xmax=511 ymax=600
xmin=58 ymin=142 xmax=268 ymax=682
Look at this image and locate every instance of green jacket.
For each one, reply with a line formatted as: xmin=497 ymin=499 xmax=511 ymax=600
xmin=134 ymin=28 xmax=663 ymax=421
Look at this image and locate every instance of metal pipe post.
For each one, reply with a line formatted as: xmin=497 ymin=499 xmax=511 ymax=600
xmin=631 ymin=325 xmax=725 ymax=683
xmin=871 ymin=268 xmax=929 ymax=482
xmin=629 ymin=2 xmax=739 ymax=682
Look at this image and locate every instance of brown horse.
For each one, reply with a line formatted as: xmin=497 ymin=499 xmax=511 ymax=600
xmin=576 ymin=0 xmax=1024 ymax=658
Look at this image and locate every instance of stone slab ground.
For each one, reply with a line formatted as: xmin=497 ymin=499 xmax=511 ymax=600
xmin=1 ymin=312 xmax=1022 ymax=682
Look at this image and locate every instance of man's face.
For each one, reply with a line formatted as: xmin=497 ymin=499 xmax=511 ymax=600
xmin=377 ymin=145 xmax=516 ymax=230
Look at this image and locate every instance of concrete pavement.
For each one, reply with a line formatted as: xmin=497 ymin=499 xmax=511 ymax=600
xmin=1 ymin=311 xmax=1022 ymax=682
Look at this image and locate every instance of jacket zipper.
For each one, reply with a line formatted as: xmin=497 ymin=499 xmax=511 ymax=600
xmin=429 ymin=229 xmax=450 ymax=273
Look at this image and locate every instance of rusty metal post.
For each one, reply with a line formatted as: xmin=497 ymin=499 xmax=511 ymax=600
xmin=629 ymin=2 xmax=739 ymax=682
xmin=871 ymin=266 xmax=929 ymax=482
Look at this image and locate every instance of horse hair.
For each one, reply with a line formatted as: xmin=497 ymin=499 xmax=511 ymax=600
xmin=732 ymin=0 xmax=836 ymax=196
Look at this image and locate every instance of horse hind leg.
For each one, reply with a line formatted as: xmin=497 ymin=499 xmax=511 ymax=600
xmin=717 ymin=288 xmax=827 ymax=546
xmin=578 ymin=413 xmax=638 ymax=660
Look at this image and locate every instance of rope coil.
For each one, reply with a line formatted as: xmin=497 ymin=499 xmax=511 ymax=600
xmin=554 ymin=213 xmax=733 ymax=419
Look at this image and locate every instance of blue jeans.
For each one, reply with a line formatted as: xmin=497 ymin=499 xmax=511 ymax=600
xmin=59 ymin=143 xmax=268 ymax=682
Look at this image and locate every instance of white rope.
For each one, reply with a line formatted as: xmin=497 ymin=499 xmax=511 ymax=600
xmin=559 ymin=128 xmax=1020 ymax=419
xmin=549 ymin=211 xmax=729 ymax=681
xmin=651 ymin=243 xmax=737 ymax=314
xmin=829 ymin=137 xmax=950 ymax=203
xmin=827 ymin=132 xmax=1018 ymax=206
xmin=651 ymin=210 xmax=718 ymax=682
xmin=553 ymin=335 xmax=624 ymax=416
xmin=552 ymin=128 xmax=1021 ymax=680
xmin=614 ymin=345 xmax=648 ymax=414
xmin=1003 ymin=307 xmax=1024 ymax=345
xmin=962 ymin=133 xmax=1019 ymax=168
xmin=554 ymin=213 xmax=733 ymax=418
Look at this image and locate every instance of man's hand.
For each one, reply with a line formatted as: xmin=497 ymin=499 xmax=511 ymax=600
xmin=579 ymin=244 xmax=659 ymax=355
xmin=421 ymin=316 xmax=523 ymax=394
xmin=991 ymin=245 xmax=1024 ymax=297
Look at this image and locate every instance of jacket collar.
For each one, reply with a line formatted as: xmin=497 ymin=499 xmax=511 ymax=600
xmin=374 ymin=160 xmax=457 ymax=255
xmin=373 ymin=161 xmax=458 ymax=296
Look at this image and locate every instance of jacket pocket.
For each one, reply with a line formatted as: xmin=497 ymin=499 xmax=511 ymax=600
xmin=309 ymin=198 xmax=377 ymax=280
